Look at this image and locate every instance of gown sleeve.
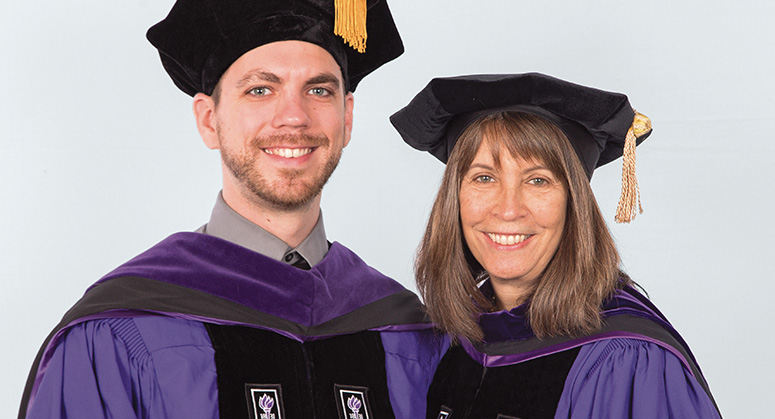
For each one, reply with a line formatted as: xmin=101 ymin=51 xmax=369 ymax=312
xmin=554 ymin=338 xmax=720 ymax=419
xmin=380 ymin=330 xmax=449 ymax=419
xmin=24 ymin=317 xmax=218 ymax=419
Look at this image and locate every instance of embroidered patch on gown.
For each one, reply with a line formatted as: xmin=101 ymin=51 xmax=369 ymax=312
xmin=335 ymin=384 xmax=372 ymax=419
xmin=245 ymin=384 xmax=284 ymax=419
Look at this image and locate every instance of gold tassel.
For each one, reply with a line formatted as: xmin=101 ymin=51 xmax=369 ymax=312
xmin=614 ymin=111 xmax=652 ymax=223
xmin=334 ymin=0 xmax=368 ymax=53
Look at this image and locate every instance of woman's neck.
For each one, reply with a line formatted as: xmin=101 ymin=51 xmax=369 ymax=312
xmin=489 ymin=276 xmax=533 ymax=311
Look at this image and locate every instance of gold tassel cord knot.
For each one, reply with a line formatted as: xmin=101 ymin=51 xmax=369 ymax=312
xmin=614 ymin=111 xmax=652 ymax=223
xmin=334 ymin=0 xmax=368 ymax=53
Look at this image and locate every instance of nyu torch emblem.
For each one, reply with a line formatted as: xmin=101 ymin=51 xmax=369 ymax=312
xmin=245 ymin=384 xmax=284 ymax=419
xmin=347 ymin=395 xmax=363 ymax=418
xmin=336 ymin=385 xmax=371 ymax=419
xmin=258 ymin=394 xmax=274 ymax=418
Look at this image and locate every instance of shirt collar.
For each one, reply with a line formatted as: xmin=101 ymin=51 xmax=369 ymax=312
xmin=197 ymin=192 xmax=328 ymax=267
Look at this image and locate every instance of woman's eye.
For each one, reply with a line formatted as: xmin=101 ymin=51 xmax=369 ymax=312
xmin=474 ymin=175 xmax=494 ymax=183
xmin=309 ymin=87 xmax=331 ymax=96
xmin=529 ymin=177 xmax=548 ymax=186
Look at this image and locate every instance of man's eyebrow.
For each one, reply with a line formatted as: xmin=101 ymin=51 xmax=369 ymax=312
xmin=307 ymin=72 xmax=342 ymax=87
xmin=235 ymin=70 xmax=282 ymax=89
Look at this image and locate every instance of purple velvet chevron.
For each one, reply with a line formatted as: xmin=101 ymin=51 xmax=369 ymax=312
xmin=477 ymin=285 xmax=667 ymax=344
xmin=95 ymin=232 xmax=406 ymax=327
xmin=468 ymin=285 xmax=697 ymax=376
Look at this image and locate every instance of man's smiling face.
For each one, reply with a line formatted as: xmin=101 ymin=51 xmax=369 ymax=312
xmin=206 ymin=40 xmax=353 ymax=211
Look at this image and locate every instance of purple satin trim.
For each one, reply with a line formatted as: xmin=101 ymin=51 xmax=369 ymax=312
xmin=368 ymin=323 xmax=436 ymax=333
xmin=460 ymin=331 xmax=694 ymax=377
xmin=94 ymin=232 xmax=405 ymax=328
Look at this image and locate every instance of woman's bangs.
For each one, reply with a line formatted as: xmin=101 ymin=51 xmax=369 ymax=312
xmin=479 ymin=113 xmax=566 ymax=177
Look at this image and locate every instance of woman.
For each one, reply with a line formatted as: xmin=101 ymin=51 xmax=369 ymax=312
xmin=391 ymin=73 xmax=720 ymax=418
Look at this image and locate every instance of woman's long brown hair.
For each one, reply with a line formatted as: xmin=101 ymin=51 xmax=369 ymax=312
xmin=415 ymin=112 xmax=629 ymax=343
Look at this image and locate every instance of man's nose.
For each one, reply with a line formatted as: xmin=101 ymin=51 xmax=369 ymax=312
xmin=272 ymin=92 xmax=311 ymax=129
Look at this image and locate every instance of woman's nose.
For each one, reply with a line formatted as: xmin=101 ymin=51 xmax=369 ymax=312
xmin=494 ymin=187 xmax=528 ymax=221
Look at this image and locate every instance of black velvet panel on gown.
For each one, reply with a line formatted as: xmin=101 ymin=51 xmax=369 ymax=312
xmin=206 ymin=324 xmax=394 ymax=419
xmin=427 ymin=345 xmax=580 ymax=419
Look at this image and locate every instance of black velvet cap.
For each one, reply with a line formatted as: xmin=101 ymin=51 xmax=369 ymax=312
xmin=147 ymin=0 xmax=403 ymax=96
xmin=390 ymin=73 xmax=651 ymax=178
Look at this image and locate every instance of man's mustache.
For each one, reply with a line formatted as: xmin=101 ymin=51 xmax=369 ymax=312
xmin=250 ymin=133 xmax=329 ymax=149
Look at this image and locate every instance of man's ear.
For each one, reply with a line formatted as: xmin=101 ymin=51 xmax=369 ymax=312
xmin=343 ymin=92 xmax=354 ymax=148
xmin=193 ymin=93 xmax=219 ymax=150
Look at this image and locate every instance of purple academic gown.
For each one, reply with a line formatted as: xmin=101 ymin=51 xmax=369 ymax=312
xmin=20 ymin=233 xmax=443 ymax=419
xmin=426 ymin=285 xmax=720 ymax=418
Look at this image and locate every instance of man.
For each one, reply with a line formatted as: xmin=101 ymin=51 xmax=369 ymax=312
xmin=19 ymin=1 xmax=441 ymax=418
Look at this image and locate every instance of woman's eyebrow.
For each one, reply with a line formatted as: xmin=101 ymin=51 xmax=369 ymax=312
xmin=523 ymin=164 xmax=551 ymax=172
xmin=467 ymin=163 xmax=495 ymax=171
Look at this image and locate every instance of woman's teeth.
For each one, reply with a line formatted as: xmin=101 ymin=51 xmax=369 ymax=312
xmin=487 ymin=233 xmax=529 ymax=245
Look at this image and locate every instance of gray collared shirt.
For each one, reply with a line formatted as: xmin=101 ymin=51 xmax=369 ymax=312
xmin=195 ymin=192 xmax=328 ymax=267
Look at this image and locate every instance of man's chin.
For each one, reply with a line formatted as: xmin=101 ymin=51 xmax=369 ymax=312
xmin=250 ymin=185 xmax=322 ymax=212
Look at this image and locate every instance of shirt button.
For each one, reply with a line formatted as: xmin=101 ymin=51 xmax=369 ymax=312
xmin=284 ymin=253 xmax=294 ymax=262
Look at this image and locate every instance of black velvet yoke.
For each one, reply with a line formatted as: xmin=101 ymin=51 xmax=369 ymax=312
xmin=426 ymin=345 xmax=580 ymax=419
xmin=205 ymin=324 xmax=394 ymax=419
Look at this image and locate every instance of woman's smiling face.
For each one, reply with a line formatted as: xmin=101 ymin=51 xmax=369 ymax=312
xmin=459 ymin=138 xmax=568 ymax=302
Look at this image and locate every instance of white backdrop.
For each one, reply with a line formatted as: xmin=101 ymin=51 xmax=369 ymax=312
xmin=2 ymin=1 xmax=773 ymax=417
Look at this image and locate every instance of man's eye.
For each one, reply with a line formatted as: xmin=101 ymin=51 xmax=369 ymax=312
xmin=247 ymin=87 xmax=270 ymax=96
xmin=309 ymin=87 xmax=331 ymax=96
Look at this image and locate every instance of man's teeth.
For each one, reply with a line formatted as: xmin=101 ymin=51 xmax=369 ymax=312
xmin=487 ymin=233 xmax=529 ymax=245
xmin=264 ymin=148 xmax=312 ymax=158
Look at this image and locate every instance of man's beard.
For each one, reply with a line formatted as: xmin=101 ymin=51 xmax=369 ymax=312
xmin=220 ymin=133 xmax=342 ymax=211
